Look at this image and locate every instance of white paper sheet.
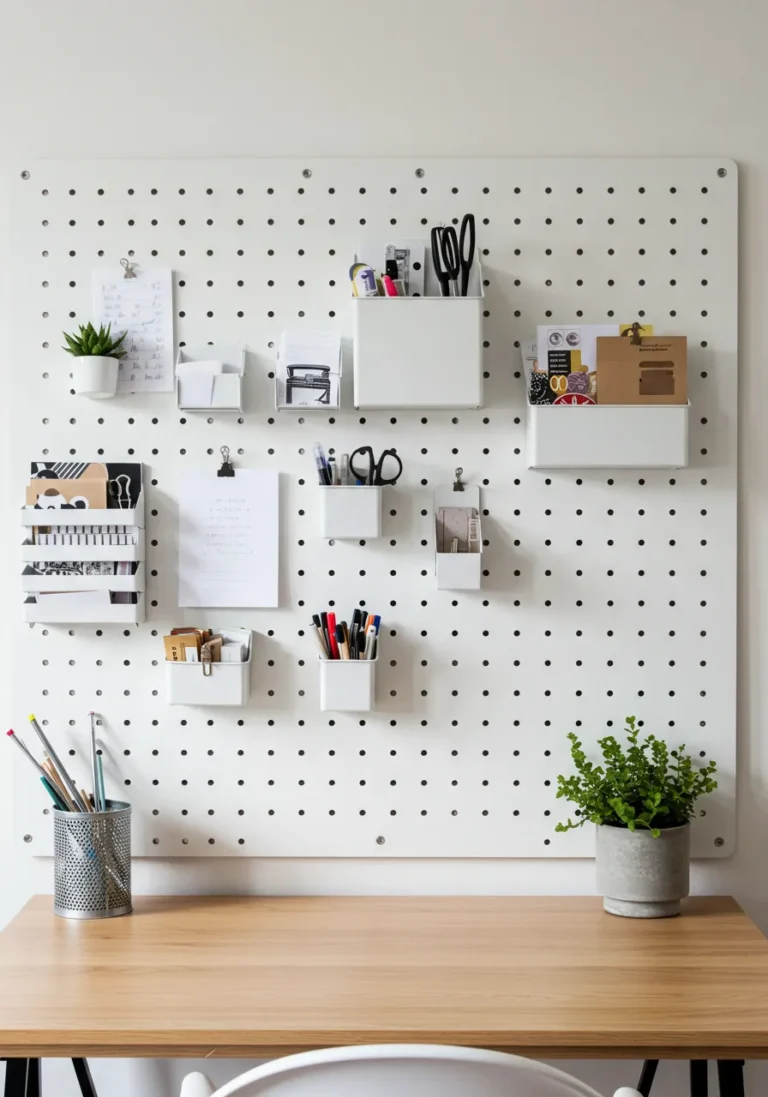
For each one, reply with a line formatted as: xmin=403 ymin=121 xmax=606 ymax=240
xmin=178 ymin=470 xmax=279 ymax=608
xmin=92 ymin=267 xmax=174 ymax=393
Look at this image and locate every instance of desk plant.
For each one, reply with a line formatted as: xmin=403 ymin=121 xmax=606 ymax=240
xmin=63 ymin=321 xmax=127 ymax=399
xmin=556 ymin=716 xmax=717 ymax=918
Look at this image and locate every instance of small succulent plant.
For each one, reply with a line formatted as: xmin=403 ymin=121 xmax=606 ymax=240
xmin=62 ymin=322 xmax=127 ymax=359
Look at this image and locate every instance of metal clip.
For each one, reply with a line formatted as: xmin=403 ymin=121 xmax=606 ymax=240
xmin=201 ymin=644 xmax=213 ymax=677
xmin=108 ymin=474 xmax=132 ymax=509
xmin=120 ymin=257 xmax=137 ymax=280
xmin=453 ymin=467 xmax=465 ymax=492
xmin=217 ymin=446 xmax=235 ymax=477
xmin=627 ymin=321 xmax=644 ymax=346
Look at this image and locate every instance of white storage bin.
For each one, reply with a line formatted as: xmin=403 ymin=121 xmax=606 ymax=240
xmin=167 ymin=655 xmax=252 ymax=706
xmin=22 ymin=593 xmax=145 ymax=625
xmin=319 ymin=656 xmax=377 ymax=712
xmin=176 ymin=344 xmax=245 ymax=411
xmin=352 ymin=253 xmax=484 ymax=410
xmin=21 ymin=562 xmax=145 ymax=594
xmin=319 ymin=486 xmax=382 ymax=539
xmin=526 ymin=401 xmax=690 ymax=469
xmin=434 ymin=485 xmax=482 ymax=591
xmin=21 ymin=529 xmax=144 ymax=564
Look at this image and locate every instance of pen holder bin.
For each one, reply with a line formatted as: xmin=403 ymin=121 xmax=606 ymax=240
xmin=166 ymin=652 xmax=252 ymax=706
xmin=319 ymin=485 xmax=382 ymax=539
xmin=53 ymin=801 xmax=132 ymax=920
xmin=319 ymin=655 xmax=377 ymax=711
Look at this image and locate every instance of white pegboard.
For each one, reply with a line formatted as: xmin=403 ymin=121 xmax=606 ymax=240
xmin=8 ymin=158 xmax=737 ymax=859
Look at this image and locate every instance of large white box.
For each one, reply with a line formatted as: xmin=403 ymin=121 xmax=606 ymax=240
xmin=352 ymin=255 xmax=484 ymax=409
xmin=526 ymin=402 xmax=690 ymax=469
xmin=22 ymin=593 xmax=145 ymax=625
xmin=319 ymin=486 xmax=382 ymax=539
xmin=319 ymin=656 xmax=377 ymax=712
xmin=434 ymin=485 xmax=483 ymax=591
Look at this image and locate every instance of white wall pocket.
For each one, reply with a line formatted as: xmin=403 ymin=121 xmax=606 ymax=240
xmin=434 ymin=484 xmax=482 ymax=591
xmin=352 ymin=250 xmax=484 ymax=410
xmin=319 ymin=485 xmax=383 ymax=539
xmin=319 ymin=654 xmax=377 ymax=712
xmin=20 ymin=489 xmax=146 ymax=624
xmin=526 ymin=402 xmax=690 ymax=469
xmin=176 ymin=344 xmax=245 ymax=411
xmin=167 ymin=629 xmax=253 ymax=706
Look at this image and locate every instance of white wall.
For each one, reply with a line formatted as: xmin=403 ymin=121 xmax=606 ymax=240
xmin=0 ymin=1 xmax=765 ymax=1093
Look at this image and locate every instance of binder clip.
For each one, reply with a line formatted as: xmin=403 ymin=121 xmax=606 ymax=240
xmin=217 ymin=446 xmax=235 ymax=477
xmin=625 ymin=321 xmax=644 ymax=346
xmin=120 ymin=257 xmax=137 ymax=280
xmin=453 ymin=467 xmax=465 ymax=492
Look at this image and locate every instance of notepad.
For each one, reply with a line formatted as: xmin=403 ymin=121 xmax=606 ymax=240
xmin=92 ymin=267 xmax=174 ymax=393
xmin=178 ymin=471 xmax=279 ymax=608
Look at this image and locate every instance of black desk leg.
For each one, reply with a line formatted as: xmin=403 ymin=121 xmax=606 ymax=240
xmin=716 ymin=1060 xmax=745 ymax=1097
xmin=72 ymin=1059 xmax=99 ymax=1097
xmin=637 ymin=1059 xmax=659 ymax=1096
xmin=3 ymin=1060 xmax=40 ymax=1097
xmin=691 ymin=1060 xmax=708 ymax=1097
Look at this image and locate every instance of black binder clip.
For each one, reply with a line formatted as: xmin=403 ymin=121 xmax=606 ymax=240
xmin=217 ymin=445 xmax=235 ymax=477
xmin=624 ymin=321 xmax=644 ymax=346
xmin=453 ymin=467 xmax=465 ymax=492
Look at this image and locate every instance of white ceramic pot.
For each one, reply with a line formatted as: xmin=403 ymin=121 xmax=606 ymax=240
xmin=72 ymin=356 xmax=119 ymax=399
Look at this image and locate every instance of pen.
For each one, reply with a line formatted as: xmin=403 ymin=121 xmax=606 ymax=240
xmin=312 ymin=614 xmax=329 ymax=657
xmin=28 ymin=713 xmax=88 ymax=812
xmin=335 ymin=624 xmax=350 ymax=660
xmin=327 ymin=611 xmax=340 ymax=659
xmin=320 ymin=612 xmax=332 ymax=656
xmin=356 ymin=630 xmax=367 ymax=660
xmin=350 ymin=621 xmax=359 ymax=660
xmin=340 ymin=454 xmax=349 ymax=486
xmin=313 ymin=442 xmax=332 ymax=486
xmin=96 ymin=753 xmax=106 ymax=812
xmin=89 ymin=712 xmax=99 ymax=812
xmin=40 ymin=775 xmax=68 ymax=811
xmin=312 ymin=626 xmax=329 ymax=659
xmin=6 ymin=729 xmax=48 ymax=780
xmin=328 ymin=455 xmax=340 ymax=485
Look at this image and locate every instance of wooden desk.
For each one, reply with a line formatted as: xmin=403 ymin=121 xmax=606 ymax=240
xmin=1 ymin=895 xmax=768 ymax=1060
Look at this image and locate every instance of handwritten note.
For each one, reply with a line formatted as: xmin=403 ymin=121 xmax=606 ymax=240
xmin=92 ymin=267 xmax=174 ymax=393
xmin=178 ymin=470 xmax=279 ymax=608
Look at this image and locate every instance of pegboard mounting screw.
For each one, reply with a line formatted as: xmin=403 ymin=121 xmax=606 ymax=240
xmin=23 ymin=834 xmax=33 ymax=843
xmin=376 ymin=835 xmax=386 ymax=845
xmin=302 ymin=168 xmax=312 ymax=179
xmin=714 ymin=836 xmax=725 ymax=847
xmin=415 ymin=167 xmax=425 ymax=178
xmin=20 ymin=170 xmax=30 ymax=180
xmin=717 ymin=167 xmax=727 ymax=178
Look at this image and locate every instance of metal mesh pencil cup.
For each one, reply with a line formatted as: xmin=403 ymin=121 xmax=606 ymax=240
xmin=53 ymin=800 xmax=132 ymax=919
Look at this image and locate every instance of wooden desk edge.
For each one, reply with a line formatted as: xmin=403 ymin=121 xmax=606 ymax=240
xmin=2 ymin=1036 xmax=768 ymax=1060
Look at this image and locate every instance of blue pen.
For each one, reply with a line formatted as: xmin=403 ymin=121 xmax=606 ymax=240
xmin=41 ymin=775 xmax=68 ymax=811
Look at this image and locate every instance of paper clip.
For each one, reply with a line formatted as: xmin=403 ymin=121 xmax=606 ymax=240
xmin=218 ymin=446 xmax=235 ymax=477
xmin=120 ymin=257 xmax=137 ymax=280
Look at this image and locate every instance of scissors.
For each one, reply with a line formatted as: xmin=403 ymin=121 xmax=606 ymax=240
xmin=431 ymin=214 xmax=476 ymax=297
xmin=349 ymin=446 xmax=403 ymax=486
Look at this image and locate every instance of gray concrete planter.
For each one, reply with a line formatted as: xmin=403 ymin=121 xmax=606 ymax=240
xmin=596 ymin=822 xmax=690 ymax=918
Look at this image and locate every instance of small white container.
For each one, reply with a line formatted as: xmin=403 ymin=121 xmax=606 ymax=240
xmin=319 ymin=486 xmax=382 ymax=539
xmin=352 ymin=253 xmax=484 ymax=410
xmin=176 ymin=344 xmax=245 ymax=411
xmin=319 ymin=655 xmax=377 ymax=712
xmin=167 ymin=653 xmax=252 ymax=706
xmin=434 ymin=485 xmax=483 ymax=591
xmin=526 ymin=402 xmax=690 ymax=469
xmin=71 ymin=356 xmax=119 ymax=399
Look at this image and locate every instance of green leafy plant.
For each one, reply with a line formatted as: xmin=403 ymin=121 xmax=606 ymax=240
xmin=555 ymin=716 xmax=717 ymax=837
xmin=62 ymin=322 xmax=127 ymax=359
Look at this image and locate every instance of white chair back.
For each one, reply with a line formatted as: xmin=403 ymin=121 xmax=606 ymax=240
xmin=180 ymin=1045 xmax=641 ymax=1097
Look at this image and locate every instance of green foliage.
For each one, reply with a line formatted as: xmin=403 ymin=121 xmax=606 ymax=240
xmin=62 ymin=322 xmax=127 ymax=359
xmin=555 ymin=716 xmax=717 ymax=837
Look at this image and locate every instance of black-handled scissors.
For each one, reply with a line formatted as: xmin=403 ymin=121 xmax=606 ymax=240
xmin=431 ymin=214 xmax=476 ymax=296
xmin=349 ymin=446 xmax=403 ymax=486
xmin=431 ymin=225 xmax=459 ymax=297
xmin=457 ymin=212 xmax=476 ymax=297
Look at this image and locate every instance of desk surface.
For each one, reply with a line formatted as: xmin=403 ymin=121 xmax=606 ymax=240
xmin=2 ymin=895 xmax=768 ymax=1059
